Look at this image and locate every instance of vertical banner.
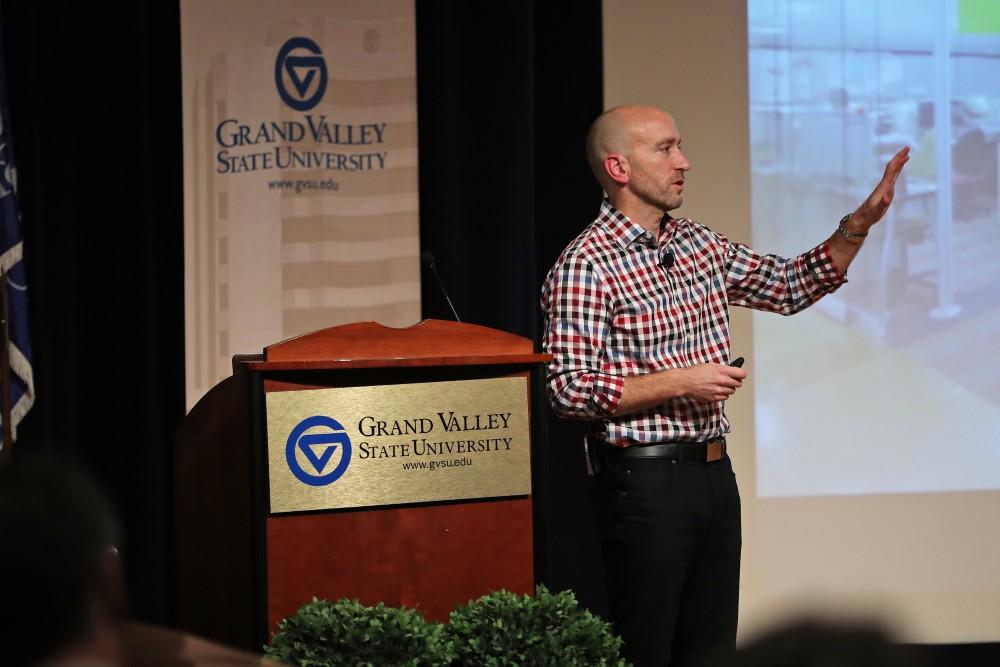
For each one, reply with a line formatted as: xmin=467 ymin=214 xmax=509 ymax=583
xmin=0 ymin=25 xmax=34 ymax=449
xmin=181 ymin=0 xmax=420 ymax=408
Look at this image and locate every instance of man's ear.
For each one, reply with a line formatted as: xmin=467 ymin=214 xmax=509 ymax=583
xmin=604 ymin=154 xmax=629 ymax=186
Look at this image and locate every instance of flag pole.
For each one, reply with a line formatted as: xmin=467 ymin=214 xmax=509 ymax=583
xmin=0 ymin=268 xmax=11 ymax=464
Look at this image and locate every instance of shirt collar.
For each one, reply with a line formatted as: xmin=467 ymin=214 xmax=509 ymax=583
xmin=598 ymin=199 xmax=672 ymax=250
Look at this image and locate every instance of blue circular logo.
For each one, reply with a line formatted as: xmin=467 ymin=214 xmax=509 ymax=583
xmin=285 ymin=415 xmax=352 ymax=486
xmin=275 ymin=37 xmax=328 ymax=111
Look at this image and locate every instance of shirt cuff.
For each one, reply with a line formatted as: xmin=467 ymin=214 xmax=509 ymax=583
xmin=806 ymin=241 xmax=848 ymax=288
xmin=592 ymin=372 xmax=625 ymax=417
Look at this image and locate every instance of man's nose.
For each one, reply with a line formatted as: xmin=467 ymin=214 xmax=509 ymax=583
xmin=675 ymin=149 xmax=691 ymax=171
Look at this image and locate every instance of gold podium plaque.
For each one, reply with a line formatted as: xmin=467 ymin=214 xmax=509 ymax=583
xmin=265 ymin=376 xmax=532 ymax=513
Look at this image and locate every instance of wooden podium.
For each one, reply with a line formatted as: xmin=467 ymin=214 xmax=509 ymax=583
xmin=174 ymin=320 xmax=550 ymax=650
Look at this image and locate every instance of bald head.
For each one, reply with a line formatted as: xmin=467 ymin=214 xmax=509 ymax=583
xmin=584 ymin=106 xmax=691 ymax=218
xmin=586 ymin=105 xmax=678 ymax=190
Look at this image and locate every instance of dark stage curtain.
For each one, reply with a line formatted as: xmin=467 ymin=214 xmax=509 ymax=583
xmin=1 ymin=1 xmax=185 ymax=623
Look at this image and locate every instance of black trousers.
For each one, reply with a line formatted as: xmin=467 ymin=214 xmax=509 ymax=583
xmin=593 ymin=453 xmax=742 ymax=667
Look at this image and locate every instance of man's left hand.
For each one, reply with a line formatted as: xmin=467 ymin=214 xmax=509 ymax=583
xmin=851 ymin=146 xmax=910 ymax=229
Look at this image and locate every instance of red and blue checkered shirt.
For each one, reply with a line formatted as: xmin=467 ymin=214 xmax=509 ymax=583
xmin=541 ymin=200 xmax=846 ymax=445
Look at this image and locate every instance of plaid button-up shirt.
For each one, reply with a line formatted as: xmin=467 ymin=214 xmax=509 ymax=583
xmin=541 ymin=200 xmax=845 ymax=445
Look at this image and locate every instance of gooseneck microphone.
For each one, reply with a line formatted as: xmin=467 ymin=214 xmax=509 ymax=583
xmin=421 ymin=250 xmax=462 ymax=322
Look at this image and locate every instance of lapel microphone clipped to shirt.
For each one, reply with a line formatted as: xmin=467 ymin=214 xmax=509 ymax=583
xmin=659 ymin=246 xmax=675 ymax=269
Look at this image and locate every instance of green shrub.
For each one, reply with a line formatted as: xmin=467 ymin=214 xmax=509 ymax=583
xmin=264 ymin=597 xmax=452 ymax=667
xmin=444 ymin=585 xmax=628 ymax=666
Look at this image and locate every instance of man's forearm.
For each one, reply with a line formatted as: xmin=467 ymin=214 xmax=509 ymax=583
xmin=613 ymin=363 xmax=746 ymax=417
xmin=614 ymin=370 xmax=689 ymax=416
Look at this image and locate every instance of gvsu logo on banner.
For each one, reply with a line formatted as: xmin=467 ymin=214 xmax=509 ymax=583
xmin=285 ymin=415 xmax=352 ymax=486
xmin=275 ymin=37 xmax=328 ymax=111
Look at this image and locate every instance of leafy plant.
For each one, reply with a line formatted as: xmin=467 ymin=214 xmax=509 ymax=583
xmin=444 ymin=585 xmax=628 ymax=666
xmin=264 ymin=597 xmax=452 ymax=667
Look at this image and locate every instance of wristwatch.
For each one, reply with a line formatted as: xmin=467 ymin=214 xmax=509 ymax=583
xmin=837 ymin=213 xmax=868 ymax=245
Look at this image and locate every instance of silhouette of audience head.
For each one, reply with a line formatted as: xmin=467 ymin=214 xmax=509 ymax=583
xmin=726 ymin=617 xmax=925 ymax=667
xmin=0 ymin=458 xmax=125 ymax=666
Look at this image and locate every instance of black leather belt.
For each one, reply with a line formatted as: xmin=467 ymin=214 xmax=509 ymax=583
xmin=605 ymin=438 xmax=726 ymax=463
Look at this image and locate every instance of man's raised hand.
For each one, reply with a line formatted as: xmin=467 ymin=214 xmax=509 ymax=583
xmin=853 ymin=146 xmax=910 ymax=229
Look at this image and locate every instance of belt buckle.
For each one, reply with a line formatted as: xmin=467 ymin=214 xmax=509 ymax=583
xmin=705 ymin=439 xmax=725 ymax=462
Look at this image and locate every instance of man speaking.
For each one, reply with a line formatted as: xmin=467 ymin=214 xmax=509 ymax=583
xmin=540 ymin=105 xmax=907 ymax=666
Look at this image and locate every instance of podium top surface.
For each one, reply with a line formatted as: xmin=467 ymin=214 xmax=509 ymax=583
xmin=245 ymin=320 xmax=550 ymax=371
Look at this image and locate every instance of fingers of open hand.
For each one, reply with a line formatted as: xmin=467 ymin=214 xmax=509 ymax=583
xmin=854 ymin=150 xmax=908 ymax=225
xmin=883 ymin=147 xmax=910 ymax=181
xmin=868 ymin=169 xmax=904 ymax=216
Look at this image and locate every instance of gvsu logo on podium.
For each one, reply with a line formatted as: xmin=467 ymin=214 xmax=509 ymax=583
xmin=275 ymin=36 xmax=328 ymax=111
xmin=285 ymin=416 xmax=352 ymax=486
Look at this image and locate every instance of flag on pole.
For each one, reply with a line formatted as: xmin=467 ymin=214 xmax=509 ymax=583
xmin=0 ymin=25 xmax=34 ymax=451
